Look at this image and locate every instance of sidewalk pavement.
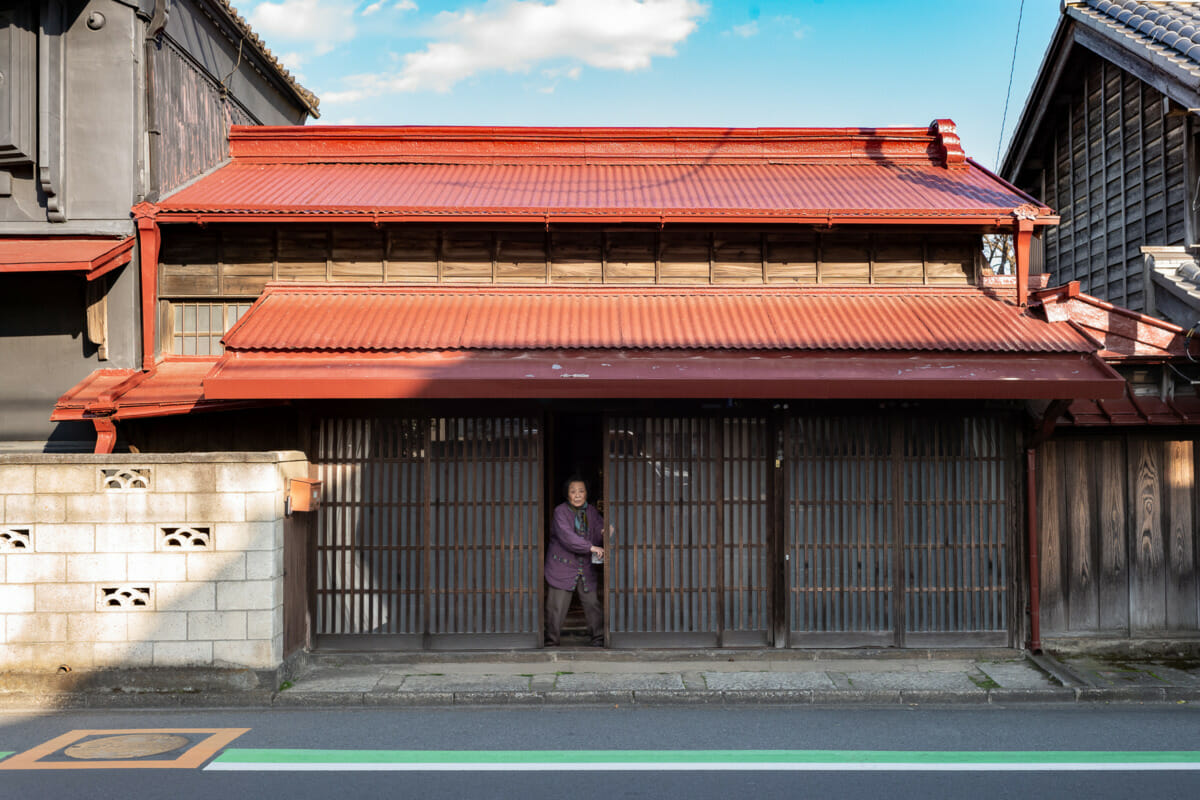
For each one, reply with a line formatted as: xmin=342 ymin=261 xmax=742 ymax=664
xmin=3 ymin=648 xmax=1199 ymax=710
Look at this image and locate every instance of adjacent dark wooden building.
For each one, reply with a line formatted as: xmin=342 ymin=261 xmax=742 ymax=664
xmin=1001 ymin=0 xmax=1200 ymax=327
xmin=1002 ymin=1 xmax=1200 ymax=647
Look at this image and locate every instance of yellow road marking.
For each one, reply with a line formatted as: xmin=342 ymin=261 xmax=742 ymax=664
xmin=0 ymin=728 xmax=249 ymax=770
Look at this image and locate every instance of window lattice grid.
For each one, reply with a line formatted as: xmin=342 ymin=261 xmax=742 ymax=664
xmin=170 ymin=302 xmax=251 ymax=355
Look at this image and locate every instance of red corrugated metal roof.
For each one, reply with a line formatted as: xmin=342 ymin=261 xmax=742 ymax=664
xmin=157 ymin=161 xmax=1039 ymax=222
xmin=221 ymin=284 xmax=1097 ymax=355
xmin=1059 ymin=392 xmax=1200 ymax=427
xmin=51 ymin=360 xmax=271 ymax=421
xmin=152 ymin=123 xmax=1053 ymax=224
xmin=1032 ymin=281 xmax=1198 ymax=360
xmin=0 ymin=237 xmax=134 ymax=276
xmin=204 ymin=350 xmax=1123 ymax=401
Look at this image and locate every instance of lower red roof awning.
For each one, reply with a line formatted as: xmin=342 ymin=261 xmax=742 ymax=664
xmin=52 ymin=360 xmax=277 ymax=421
xmin=203 ymin=350 xmax=1124 ymax=401
xmin=0 ymin=237 xmax=135 ymax=280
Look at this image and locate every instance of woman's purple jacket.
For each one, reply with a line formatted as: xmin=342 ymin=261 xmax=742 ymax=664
xmin=544 ymin=502 xmax=605 ymax=592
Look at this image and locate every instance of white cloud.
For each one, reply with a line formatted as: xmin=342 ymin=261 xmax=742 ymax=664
xmin=542 ymin=65 xmax=582 ymax=80
xmin=395 ymin=0 xmax=418 ymax=9
xmin=249 ymin=0 xmax=357 ymax=56
xmin=323 ymin=0 xmax=707 ymax=102
xmin=729 ymin=21 xmax=757 ymax=38
xmin=276 ymin=51 xmax=308 ymax=73
xmin=362 ymin=1 xmax=386 ymax=14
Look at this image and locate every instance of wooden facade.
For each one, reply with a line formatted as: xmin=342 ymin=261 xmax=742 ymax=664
xmin=148 ymin=38 xmax=255 ymax=198
xmin=305 ymin=405 xmax=1020 ymax=650
xmin=312 ymin=415 xmax=544 ymax=649
xmin=1020 ymin=49 xmax=1189 ymax=313
xmin=158 ymin=223 xmax=979 ymax=295
xmin=1038 ymin=435 xmax=1199 ymax=637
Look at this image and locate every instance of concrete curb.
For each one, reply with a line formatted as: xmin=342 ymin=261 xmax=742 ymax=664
xmin=1 ymin=686 xmax=1198 ymax=710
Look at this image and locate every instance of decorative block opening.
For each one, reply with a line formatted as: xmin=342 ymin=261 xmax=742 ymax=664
xmin=99 ymin=586 xmax=153 ymax=610
xmin=101 ymin=468 xmax=151 ymax=490
xmin=0 ymin=527 xmax=31 ymax=550
xmin=159 ymin=525 xmax=212 ymax=550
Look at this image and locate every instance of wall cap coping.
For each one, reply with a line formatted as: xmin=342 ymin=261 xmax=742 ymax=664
xmin=0 ymin=451 xmax=307 ymax=466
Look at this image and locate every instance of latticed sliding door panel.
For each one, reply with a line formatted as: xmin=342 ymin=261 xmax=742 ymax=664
xmin=428 ymin=418 xmax=542 ymax=638
xmin=787 ymin=416 xmax=894 ymax=644
xmin=605 ymin=416 xmax=769 ymax=646
xmin=901 ymin=416 xmax=1012 ymax=642
xmin=314 ymin=415 xmax=542 ymax=647
xmin=722 ymin=418 xmax=771 ymax=643
xmin=315 ymin=418 xmax=425 ymax=637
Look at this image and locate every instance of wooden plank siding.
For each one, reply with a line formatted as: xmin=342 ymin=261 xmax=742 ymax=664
xmin=158 ymin=224 xmax=979 ymax=297
xmin=149 ymin=39 xmax=254 ymax=197
xmin=1026 ymin=50 xmax=1189 ymax=313
xmin=1037 ymin=436 xmax=1199 ymax=637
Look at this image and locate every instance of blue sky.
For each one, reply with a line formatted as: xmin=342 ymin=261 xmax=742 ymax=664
xmin=239 ymin=0 xmax=1063 ymax=170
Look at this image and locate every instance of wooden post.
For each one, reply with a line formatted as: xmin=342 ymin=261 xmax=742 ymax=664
xmin=1014 ymin=216 xmax=1035 ymax=307
xmin=1025 ymin=447 xmax=1042 ymax=653
xmin=132 ymin=202 xmax=161 ymax=371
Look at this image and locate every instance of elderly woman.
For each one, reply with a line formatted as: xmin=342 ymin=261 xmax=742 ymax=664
xmin=544 ymin=475 xmax=609 ymax=647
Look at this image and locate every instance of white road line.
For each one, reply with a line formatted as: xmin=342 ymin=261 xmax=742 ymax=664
xmin=206 ymin=761 xmax=1200 ymax=772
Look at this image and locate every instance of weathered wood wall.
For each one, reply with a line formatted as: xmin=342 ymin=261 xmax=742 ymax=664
xmin=149 ymin=39 xmax=253 ymax=197
xmin=1038 ymin=435 xmax=1199 ymax=636
xmin=1022 ymin=49 xmax=1189 ymax=313
xmin=158 ymin=224 xmax=980 ymax=295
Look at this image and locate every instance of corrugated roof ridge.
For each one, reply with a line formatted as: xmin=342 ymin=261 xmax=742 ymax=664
xmin=253 ymin=282 xmax=996 ymax=296
xmin=225 ymin=122 xmax=963 ymax=167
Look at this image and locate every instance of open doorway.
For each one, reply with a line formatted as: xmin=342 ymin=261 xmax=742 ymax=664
xmin=545 ymin=411 xmax=604 ymax=646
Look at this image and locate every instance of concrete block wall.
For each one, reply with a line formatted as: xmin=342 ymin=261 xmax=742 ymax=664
xmin=0 ymin=452 xmax=309 ymax=672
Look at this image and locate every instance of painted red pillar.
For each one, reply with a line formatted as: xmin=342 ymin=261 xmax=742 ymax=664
xmin=1013 ymin=215 xmax=1035 ymax=307
xmin=132 ymin=203 xmax=161 ymax=372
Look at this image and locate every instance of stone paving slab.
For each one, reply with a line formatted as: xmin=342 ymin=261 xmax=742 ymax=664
xmin=395 ymin=675 xmax=533 ymax=692
xmin=288 ymin=672 xmax=382 ymax=692
xmin=841 ymin=671 xmax=984 ymax=692
xmin=702 ymin=671 xmax=836 ymax=691
xmin=977 ymin=660 xmax=1057 ymax=689
xmin=553 ymin=673 xmax=685 ymax=691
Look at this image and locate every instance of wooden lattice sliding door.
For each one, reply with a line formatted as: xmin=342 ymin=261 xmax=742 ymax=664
xmin=787 ymin=416 xmax=896 ymax=646
xmin=786 ymin=413 xmax=1017 ymax=647
xmin=604 ymin=416 xmax=770 ymax=647
xmin=901 ymin=415 xmax=1015 ymax=646
xmin=313 ymin=415 xmax=543 ymax=649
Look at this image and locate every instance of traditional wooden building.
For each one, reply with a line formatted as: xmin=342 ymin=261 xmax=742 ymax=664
xmin=45 ymin=121 xmax=1150 ymax=652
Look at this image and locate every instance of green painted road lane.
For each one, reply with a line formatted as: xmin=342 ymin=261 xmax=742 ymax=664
xmin=207 ymin=749 xmax=1200 ymax=772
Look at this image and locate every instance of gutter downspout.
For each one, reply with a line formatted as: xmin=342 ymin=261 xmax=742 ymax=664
xmin=88 ymin=203 xmax=162 ymax=453
xmin=1025 ymin=447 xmax=1041 ymax=653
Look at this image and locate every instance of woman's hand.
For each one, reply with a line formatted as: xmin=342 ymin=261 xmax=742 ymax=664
xmin=590 ymin=546 xmax=605 ymax=559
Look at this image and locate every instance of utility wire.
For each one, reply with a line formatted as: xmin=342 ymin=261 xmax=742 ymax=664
xmin=995 ymin=0 xmax=1027 ymax=170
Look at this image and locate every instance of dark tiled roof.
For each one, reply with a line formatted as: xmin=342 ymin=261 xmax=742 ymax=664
xmin=1071 ymin=1 xmax=1200 ymax=79
xmin=208 ymin=1 xmax=320 ymax=118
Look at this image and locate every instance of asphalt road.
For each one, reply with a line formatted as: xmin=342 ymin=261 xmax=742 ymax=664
xmin=1 ymin=704 xmax=1199 ymax=799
